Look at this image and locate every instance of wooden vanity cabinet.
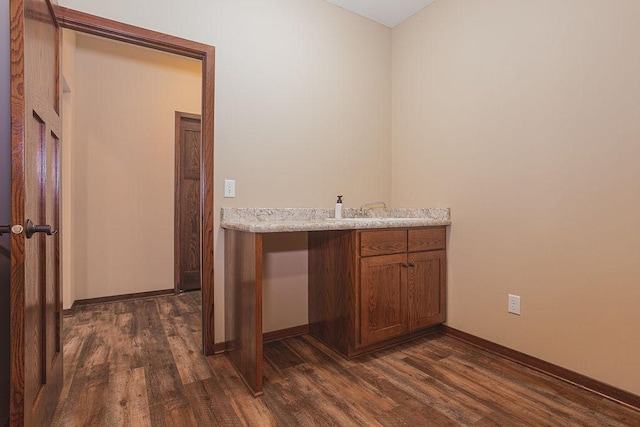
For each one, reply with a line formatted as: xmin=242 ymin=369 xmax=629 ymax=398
xmin=309 ymin=226 xmax=447 ymax=358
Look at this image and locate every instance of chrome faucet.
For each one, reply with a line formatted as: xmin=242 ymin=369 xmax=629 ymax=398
xmin=358 ymin=201 xmax=387 ymax=217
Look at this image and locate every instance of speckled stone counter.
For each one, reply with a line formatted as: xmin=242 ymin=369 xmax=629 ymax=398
xmin=220 ymin=207 xmax=451 ymax=233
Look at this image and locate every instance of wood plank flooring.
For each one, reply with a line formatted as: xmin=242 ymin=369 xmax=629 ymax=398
xmin=52 ymin=292 xmax=640 ymax=426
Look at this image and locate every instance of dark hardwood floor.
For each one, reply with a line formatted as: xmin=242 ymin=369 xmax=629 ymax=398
xmin=52 ymin=292 xmax=640 ymax=426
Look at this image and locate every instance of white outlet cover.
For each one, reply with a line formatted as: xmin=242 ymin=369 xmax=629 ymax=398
xmin=508 ymin=294 xmax=521 ymax=315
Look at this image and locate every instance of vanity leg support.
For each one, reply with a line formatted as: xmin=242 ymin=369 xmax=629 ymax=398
xmin=224 ymin=229 xmax=263 ymax=396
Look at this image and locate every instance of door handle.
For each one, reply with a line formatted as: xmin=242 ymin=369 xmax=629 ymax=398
xmin=25 ymin=219 xmax=57 ymax=239
xmin=0 ymin=225 xmax=9 ymax=236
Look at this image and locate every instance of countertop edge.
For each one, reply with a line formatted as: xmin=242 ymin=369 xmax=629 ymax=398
xmin=220 ymin=219 xmax=452 ymax=233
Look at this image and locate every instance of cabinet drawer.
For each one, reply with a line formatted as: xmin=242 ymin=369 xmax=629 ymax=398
xmin=408 ymin=227 xmax=446 ymax=252
xmin=360 ymin=229 xmax=407 ymax=257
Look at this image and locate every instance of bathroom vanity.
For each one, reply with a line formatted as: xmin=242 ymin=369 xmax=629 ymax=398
xmin=221 ymin=207 xmax=451 ymax=396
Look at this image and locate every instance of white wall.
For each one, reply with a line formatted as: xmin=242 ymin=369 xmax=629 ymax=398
xmin=392 ymin=0 xmax=640 ymax=395
xmin=58 ymin=0 xmax=393 ymax=335
xmin=67 ymin=34 xmax=201 ymax=302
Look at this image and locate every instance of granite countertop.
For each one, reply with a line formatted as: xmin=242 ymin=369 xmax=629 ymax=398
xmin=220 ymin=207 xmax=451 ymax=233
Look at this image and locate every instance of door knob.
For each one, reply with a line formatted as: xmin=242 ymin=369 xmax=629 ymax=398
xmin=25 ymin=219 xmax=57 ymax=239
xmin=0 ymin=225 xmax=9 ymax=236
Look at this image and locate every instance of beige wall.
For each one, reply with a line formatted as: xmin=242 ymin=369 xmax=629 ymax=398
xmin=263 ymin=233 xmax=309 ymax=333
xmin=392 ymin=0 xmax=640 ymax=395
xmin=67 ymin=34 xmax=201 ymax=303
xmin=59 ymin=0 xmax=393 ymax=334
xmin=61 ymin=29 xmax=77 ymax=310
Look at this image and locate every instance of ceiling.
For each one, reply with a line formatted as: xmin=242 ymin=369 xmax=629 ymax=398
xmin=325 ymin=0 xmax=435 ymax=28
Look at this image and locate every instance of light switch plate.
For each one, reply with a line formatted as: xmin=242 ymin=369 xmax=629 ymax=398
xmin=224 ymin=179 xmax=235 ymax=198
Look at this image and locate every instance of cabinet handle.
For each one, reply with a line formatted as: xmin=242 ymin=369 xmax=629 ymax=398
xmin=409 ymin=263 xmax=415 ymax=267
xmin=402 ymin=263 xmax=409 ymax=268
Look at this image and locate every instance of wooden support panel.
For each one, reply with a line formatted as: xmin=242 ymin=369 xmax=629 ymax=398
xmin=224 ymin=230 xmax=263 ymax=396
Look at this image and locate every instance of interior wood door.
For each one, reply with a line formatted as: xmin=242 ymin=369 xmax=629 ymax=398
xmin=9 ymin=0 xmax=63 ymax=425
xmin=175 ymin=112 xmax=202 ymax=292
xmin=359 ymin=254 xmax=408 ymax=347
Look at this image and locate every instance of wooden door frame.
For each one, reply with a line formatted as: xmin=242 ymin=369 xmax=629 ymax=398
xmin=51 ymin=6 xmax=216 ymax=355
xmin=174 ymin=111 xmax=202 ymax=294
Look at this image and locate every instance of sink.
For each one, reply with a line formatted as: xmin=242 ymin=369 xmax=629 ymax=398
xmin=325 ymin=218 xmax=378 ymax=221
xmin=325 ymin=217 xmax=426 ymax=222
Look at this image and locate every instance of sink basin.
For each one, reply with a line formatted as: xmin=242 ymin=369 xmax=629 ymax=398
xmin=325 ymin=217 xmax=378 ymax=221
xmin=325 ymin=217 xmax=425 ymax=222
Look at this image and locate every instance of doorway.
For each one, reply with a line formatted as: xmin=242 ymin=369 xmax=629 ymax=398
xmin=175 ymin=112 xmax=202 ymax=293
xmin=65 ymin=33 xmax=201 ymax=301
xmin=53 ymin=5 xmax=216 ymax=354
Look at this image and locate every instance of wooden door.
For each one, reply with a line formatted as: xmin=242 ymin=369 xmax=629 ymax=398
xmin=175 ymin=112 xmax=201 ymax=292
xmin=359 ymin=254 xmax=408 ymax=347
xmin=9 ymin=0 xmax=63 ymax=425
xmin=408 ymin=250 xmax=447 ymax=330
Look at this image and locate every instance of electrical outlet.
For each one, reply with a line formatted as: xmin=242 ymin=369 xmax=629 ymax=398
xmin=508 ymin=294 xmax=521 ymax=315
xmin=224 ymin=179 xmax=235 ymax=198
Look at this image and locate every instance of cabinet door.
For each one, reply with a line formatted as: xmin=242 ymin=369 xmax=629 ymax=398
xmin=408 ymin=250 xmax=446 ymax=330
xmin=360 ymin=254 xmax=408 ymax=347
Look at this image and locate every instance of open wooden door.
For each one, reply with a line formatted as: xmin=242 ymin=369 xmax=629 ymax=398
xmin=10 ymin=0 xmax=63 ymax=425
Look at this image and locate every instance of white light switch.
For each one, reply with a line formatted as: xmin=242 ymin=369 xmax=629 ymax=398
xmin=224 ymin=179 xmax=236 ymax=198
